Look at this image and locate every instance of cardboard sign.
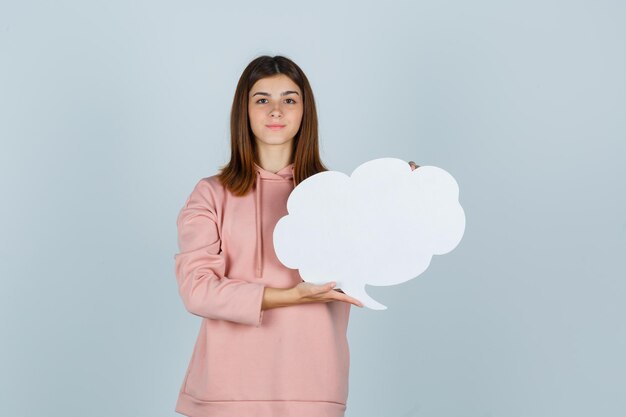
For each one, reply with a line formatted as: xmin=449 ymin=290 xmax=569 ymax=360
xmin=273 ymin=157 xmax=466 ymax=310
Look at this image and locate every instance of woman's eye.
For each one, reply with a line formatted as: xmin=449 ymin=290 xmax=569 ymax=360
xmin=255 ymin=98 xmax=296 ymax=104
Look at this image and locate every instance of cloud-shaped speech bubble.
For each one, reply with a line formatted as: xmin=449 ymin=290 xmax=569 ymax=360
xmin=273 ymin=157 xmax=465 ymax=310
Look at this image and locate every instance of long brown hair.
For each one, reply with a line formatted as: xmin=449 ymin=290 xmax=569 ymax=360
xmin=217 ymin=55 xmax=328 ymax=196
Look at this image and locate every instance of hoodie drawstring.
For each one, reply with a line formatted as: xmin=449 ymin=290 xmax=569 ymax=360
xmin=253 ymin=163 xmax=295 ymax=279
xmin=254 ymin=171 xmax=263 ymax=278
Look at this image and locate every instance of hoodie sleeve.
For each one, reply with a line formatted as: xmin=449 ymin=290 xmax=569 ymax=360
xmin=174 ymin=178 xmax=266 ymax=327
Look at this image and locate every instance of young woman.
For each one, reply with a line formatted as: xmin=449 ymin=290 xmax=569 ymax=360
xmin=174 ymin=55 xmax=418 ymax=417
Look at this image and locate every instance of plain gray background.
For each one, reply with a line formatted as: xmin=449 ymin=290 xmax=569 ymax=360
xmin=1 ymin=1 xmax=624 ymax=416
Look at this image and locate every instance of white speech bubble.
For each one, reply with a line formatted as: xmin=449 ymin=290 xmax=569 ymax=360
xmin=273 ymin=157 xmax=466 ymax=310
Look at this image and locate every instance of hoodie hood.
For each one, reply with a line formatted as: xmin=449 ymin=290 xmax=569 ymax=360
xmin=252 ymin=162 xmax=295 ymax=278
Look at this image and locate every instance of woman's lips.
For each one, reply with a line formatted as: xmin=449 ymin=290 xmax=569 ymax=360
xmin=266 ymin=124 xmax=285 ymax=131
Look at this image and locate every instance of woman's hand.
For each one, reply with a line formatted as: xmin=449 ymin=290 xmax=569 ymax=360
xmin=291 ymin=281 xmax=364 ymax=308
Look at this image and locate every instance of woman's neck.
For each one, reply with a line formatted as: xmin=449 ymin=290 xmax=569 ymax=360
xmin=256 ymin=144 xmax=293 ymax=173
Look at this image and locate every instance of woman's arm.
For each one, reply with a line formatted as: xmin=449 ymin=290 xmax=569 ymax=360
xmin=261 ymin=282 xmax=364 ymax=310
xmin=175 ymin=179 xmax=266 ymax=326
xmin=261 ymin=287 xmax=297 ymax=310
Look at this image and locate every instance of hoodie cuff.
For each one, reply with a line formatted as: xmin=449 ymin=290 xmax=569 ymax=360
xmin=254 ymin=283 xmax=266 ymax=327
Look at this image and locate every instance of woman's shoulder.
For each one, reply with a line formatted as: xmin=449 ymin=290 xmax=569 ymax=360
xmin=186 ymin=174 xmax=227 ymax=203
xmin=196 ymin=173 xmax=223 ymax=188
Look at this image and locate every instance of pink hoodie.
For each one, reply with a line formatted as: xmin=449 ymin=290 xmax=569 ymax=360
xmin=174 ymin=162 xmax=352 ymax=417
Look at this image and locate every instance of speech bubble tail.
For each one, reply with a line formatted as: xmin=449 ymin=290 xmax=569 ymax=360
xmin=341 ymin=284 xmax=387 ymax=310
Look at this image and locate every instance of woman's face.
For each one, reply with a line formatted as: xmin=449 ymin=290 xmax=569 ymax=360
xmin=248 ymin=74 xmax=304 ymax=149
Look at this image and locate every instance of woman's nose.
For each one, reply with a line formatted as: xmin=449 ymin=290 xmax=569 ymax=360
xmin=269 ymin=104 xmax=282 ymax=117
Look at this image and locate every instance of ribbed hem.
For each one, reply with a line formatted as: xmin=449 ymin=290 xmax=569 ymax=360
xmin=175 ymin=391 xmax=346 ymax=417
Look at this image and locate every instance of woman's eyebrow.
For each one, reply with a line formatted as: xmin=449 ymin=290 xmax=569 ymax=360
xmin=251 ymin=90 xmax=300 ymax=97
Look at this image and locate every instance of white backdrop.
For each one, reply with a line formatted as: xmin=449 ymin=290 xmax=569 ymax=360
xmin=1 ymin=1 xmax=625 ymax=416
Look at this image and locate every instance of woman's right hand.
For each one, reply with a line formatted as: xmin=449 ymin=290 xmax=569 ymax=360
xmin=291 ymin=281 xmax=364 ymax=308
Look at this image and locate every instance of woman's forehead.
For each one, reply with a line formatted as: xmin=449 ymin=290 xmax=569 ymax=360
xmin=250 ymin=75 xmax=300 ymax=95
